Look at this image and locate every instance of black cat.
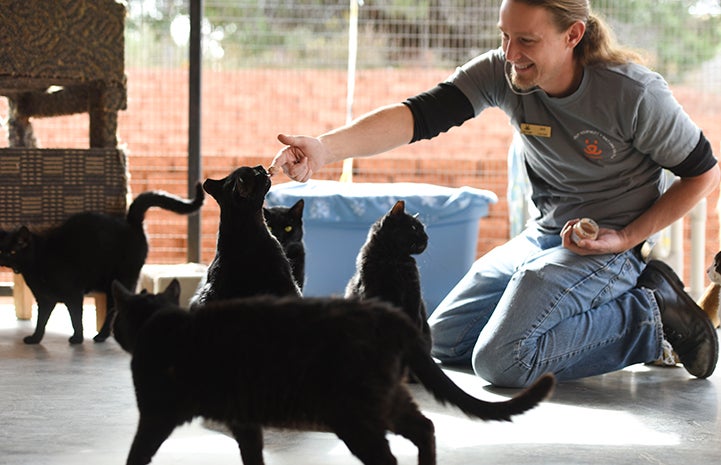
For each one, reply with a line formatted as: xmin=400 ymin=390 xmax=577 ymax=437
xmin=346 ymin=200 xmax=432 ymax=350
xmin=0 ymin=184 xmax=204 ymax=344
xmin=263 ymin=198 xmax=305 ymax=291
xmin=112 ymin=279 xmax=555 ymax=465
xmin=191 ymin=165 xmax=300 ymax=307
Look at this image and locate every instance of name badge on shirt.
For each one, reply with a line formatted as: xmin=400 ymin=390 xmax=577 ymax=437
xmin=520 ymin=123 xmax=552 ymax=138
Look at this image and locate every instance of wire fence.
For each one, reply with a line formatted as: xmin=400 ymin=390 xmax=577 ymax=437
xmin=1 ymin=0 xmax=720 ymax=281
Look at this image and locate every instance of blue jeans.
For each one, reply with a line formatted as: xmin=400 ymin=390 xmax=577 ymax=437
xmin=428 ymin=225 xmax=664 ymax=387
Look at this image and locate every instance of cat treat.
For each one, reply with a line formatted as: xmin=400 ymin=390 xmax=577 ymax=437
xmin=571 ymin=218 xmax=599 ymax=244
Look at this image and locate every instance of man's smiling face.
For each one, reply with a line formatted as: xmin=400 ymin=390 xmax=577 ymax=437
xmin=498 ymin=0 xmax=584 ymax=97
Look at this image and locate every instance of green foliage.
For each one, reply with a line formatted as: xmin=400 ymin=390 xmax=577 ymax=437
xmin=593 ymin=0 xmax=721 ymax=81
xmin=124 ymin=0 xmax=721 ymax=81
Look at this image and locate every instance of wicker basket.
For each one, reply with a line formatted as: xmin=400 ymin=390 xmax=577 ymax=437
xmin=0 ymin=148 xmax=129 ymax=231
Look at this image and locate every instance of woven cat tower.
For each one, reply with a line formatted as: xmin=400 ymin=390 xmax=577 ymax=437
xmin=0 ymin=0 xmax=129 ymax=326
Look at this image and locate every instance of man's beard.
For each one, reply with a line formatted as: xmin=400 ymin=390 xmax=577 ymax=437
xmin=510 ymin=67 xmax=536 ymax=91
xmin=503 ymin=60 xmax=539 ymax=95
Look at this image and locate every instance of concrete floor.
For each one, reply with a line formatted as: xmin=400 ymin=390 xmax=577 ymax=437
xmin=1 ymin=302 xmax=720 ymax=465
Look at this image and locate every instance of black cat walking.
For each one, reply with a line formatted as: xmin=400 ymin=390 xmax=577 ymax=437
xmin=112 ymin=280 xmax=554 ymax=465
xmin=0 ymin=184 xmax=204 ymax=344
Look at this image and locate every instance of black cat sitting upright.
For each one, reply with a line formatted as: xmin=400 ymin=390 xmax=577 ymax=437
xmin=0 ymin=184 xmax=204 ymax=344
xmin=346 ymin=200 xmax=432 ymax=350
xmin=112 ymin=279 xmax=555 ymax=465
xmin=263 ymin=198 xmax=305 ymax=291
xmin=191 ymin=165 xmax=300 ymax=307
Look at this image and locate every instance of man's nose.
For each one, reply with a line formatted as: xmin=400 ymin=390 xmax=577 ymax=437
xmin=504 ymin=39 xmax=521 ymax=62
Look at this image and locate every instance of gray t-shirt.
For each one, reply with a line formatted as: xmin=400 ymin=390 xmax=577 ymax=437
xmin=447 ymin=48 xmax=701 ymax=233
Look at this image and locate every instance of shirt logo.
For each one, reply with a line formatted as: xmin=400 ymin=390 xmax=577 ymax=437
xmin=574 ymin=130 xmax=617 ymax=161
xmin=583 ymin=138 xmax=603 ymax=159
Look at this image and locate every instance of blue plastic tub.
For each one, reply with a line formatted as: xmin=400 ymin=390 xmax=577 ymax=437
xmin=265 ymin=180 xmax=497 ymax=313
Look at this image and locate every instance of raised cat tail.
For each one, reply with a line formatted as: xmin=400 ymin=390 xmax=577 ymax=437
xmin=407 ymin=341 xmax=555 ymax=422
xmin=126 ymin=182 xmax=205 ymax=228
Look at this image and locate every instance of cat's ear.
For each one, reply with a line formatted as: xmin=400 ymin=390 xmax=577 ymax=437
xmin=290 ymin=199 xmax=304 ymax=218
xmin=202 ymin=178 xmax=224 ymax=201
xmin=163 ymin=279 xmax=182 ymax=305
xmin=111 ymin=280 xmax=132 ymax=305
xmin=390 ymin=200 xmax=405 ymax=216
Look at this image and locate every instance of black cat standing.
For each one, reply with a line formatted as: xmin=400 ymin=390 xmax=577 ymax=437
xmin=0 ymin=184 xmax=204 ymax=344
xmin=191 ymin=165 xmax=300 ymax=307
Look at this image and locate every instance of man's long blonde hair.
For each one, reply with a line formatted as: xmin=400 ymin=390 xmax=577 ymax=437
xmin=515 ymin=0 xmax=647 ymax=66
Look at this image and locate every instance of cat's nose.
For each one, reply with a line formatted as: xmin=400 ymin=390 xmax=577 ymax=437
xmin=252 ymin=165 xmax=268 ymax=174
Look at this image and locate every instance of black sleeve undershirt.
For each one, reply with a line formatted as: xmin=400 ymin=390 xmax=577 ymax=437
xmin=667 ymin=131 xmax=717 ymax=177
xmin=403 ymin=84 xmax=717 ymax=179
xmin=402 ymin=82 xmax=475 ymax=143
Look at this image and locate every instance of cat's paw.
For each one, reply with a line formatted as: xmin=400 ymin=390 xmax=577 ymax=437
xmin=68 ymin=335 xmax=84 ymax=344
xmin=23 ymin=335 xmax=42 ymax=344
xmin=93 ymin=333 xmax=109 ymax=343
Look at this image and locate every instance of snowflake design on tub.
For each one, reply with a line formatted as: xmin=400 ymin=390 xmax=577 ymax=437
xmin=349 ymin=198 xmax=368 ymax=218
xmin=308 ymin=199 xmax=335 ymax=221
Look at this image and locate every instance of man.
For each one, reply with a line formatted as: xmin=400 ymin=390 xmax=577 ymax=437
xmin=270 ymin=0 xmax=719 ymax=387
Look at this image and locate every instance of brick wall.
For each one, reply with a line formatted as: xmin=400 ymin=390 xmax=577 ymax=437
xmin=1 ymin=68 xmax=719 ymax=285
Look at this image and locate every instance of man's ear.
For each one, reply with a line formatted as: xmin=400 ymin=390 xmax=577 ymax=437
xmin=567 ymin=21 xmax=586 ymax=48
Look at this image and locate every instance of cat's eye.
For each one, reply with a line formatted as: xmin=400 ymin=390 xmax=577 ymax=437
xmin=284 ymin=226 xmax=293 ymax=233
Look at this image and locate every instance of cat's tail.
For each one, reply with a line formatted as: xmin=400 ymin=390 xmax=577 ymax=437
xmin=408 ymin=344 xmax=555 ymax=422
xmin=126 ymin=182 xmax=205 ymax=228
